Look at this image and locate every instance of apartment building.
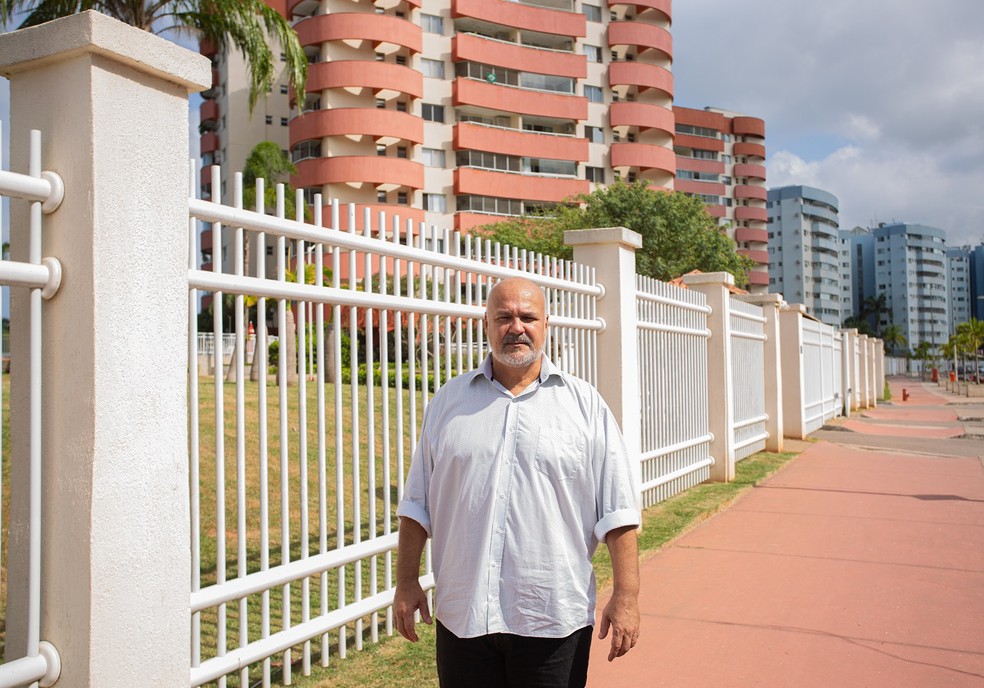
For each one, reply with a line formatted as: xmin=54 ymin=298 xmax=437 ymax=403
xmin=850 ymin=223 xmax=949 ymax=352
xmin=673 ymin=106 xmax=768 ymax=290
xmin=947 ymin=246 xmax=971 ymax=331
xmin=199 ymin=0 xmax=675 ymax=232
xmin=766 ymin=185 xmax=848 ymax=327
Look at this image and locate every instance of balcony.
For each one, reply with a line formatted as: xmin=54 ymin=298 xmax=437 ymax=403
xmin=733 ymin=185 xmax=767 ymax=201
xmin=454 ymin=121 xmax=587 ymax=161
xmin=453 ymin=77 xmax=587 ymax=121
xmin=733 ymin=116 xmax=765 ymax=138
xmin=294 ymin=156 xmax=424 ymax=192
xmin=747 ymin=270 xmax=770 ymax=287
xmin=733 ymin=141 xmax=766 ymax=159
xmin=739 ymin=248 xmax=769 ymax=265
xmin=608 ymin=0 xmax=671 ymax=21
xmin=733 ymin=163 xmax=766 ymax=181
xmin=295 ymin=13 xmax=422 ymax=55
xmin=199 ymin=38 xmax=217 ymax=58
xmin=674 ymin=179 xmax=725 ymax=196
xmin=734 ymin=206 xmax=767 ymax=223
xmin=610 ymin=142 xmax=675 ymax=174
xmin=454 ymin=167 xmax=588 ymax=203
xmin=290 ymin=108 xmax=424 ymax=147
xmin=452 ymin=0 xmax=586 ymax=37
xmin=452 ymin=33 xmax=586 ymax=79
xmin=608 ymin=62 xmax=673 ymax=99
xmin=200 ymin=132 xmax=220 ymax=154
xmin=735 ymin=227 xmax=768 ymax=244
xmin=199 ymin=100 xmax=219 ymax=127
xmin=609 ymin=102 xmax=673 ymax=136
xmin=306 ymin=60 xmax=423 ymax=101
xmin=674 ymin=133 xmax=724 ymax=152
xmin=675 ymin=156 xmax=725 ymax=175
xmin=608 ymin=21 xmax=672 ymax=60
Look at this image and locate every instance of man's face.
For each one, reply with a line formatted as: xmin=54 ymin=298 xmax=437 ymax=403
xmin=484 ymin=279 xmax=548 ymax=369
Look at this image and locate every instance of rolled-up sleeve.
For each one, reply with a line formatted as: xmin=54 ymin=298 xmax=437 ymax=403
xmin=396 ymin=417 xmax=433 ymax=536
xmin=593 ymin=407 xmax=641 ymax=543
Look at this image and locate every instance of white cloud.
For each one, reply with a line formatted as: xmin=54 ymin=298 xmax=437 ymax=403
xmin=673 ymin=0 xmax=984 ymax=246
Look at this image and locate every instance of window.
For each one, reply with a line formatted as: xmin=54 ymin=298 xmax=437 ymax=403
xmin=585 ymin=166 xmax=604 ymax=183
xmin=585 ymin=126 xmax=604 ymax=143
xmin=265 ymin=115 xmax=273 ymax=125
xmin=395 ymin=55 xmax=407 ymax=66
xmin=280 ymin=117 xmax=288 ymax=126
xmin=421 ymin=13 xmax=443 ymax=34
xmin=396 ymin=101 xmax=407 ymax=112
xmin=280 ymin=85 xmax=289 ymax=94
xmin=397 ymin=146 xmax=408 ymax=159
xmin=377 ymin=190 xmax=387 ymax=203
xmin=424 ymin=193 xmax=447 ymax=212
xmin=291 ymin=141 xmax=321 ymax=163
xmin=397 ymin=192 xmax=408 ymax=205
xmin=422 ymin=103 xmax=445 ymax=122
xmin=420 ymin=58 xmax=445 ymax=78
xmin=582 ymin=4 xmax=601 ymax=21
xmin=583 ymin=85 xmax=603 ymax=102
xmin=421 ymin=148 xmax=445 ymax=167
xmin=377 ymin=144 xmax=387 ymax=156
xmin=583 ymin=45 xmax=602 ymax=63
xmin=376 ymin=99 xmax=386 ymax=109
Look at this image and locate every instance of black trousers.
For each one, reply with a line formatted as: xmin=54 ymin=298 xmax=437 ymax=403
xmin=435 ymin=620 xmax=593 ymax=688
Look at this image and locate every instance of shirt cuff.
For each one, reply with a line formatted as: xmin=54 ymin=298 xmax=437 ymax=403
xmin=396 ymin=500 xmax=432 ymax=537
xmin=594 ymin=508 xmax=641 ymax=543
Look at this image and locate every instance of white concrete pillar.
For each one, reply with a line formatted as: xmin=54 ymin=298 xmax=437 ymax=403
xmin=565 ymin=227 xmax=643 ymax=495
xmin=1 ymin=12 xmax=210 ymax=687
xmin=778 ymin=305 xmax=807 ymax=439
xmin=876 ymin=339 xmax=885 ymax=399
xmin=859 ymin=334 xmax=871 ymax=408
xmin=739 ymin=294 xmax=783 ymax=452
xmin=868 ymin=338 xmax=878 ymax=407
xmin=841 ymin=328 xmax=858 ymax=415
xmin=682 ymin=272 xmax=735 ymax=482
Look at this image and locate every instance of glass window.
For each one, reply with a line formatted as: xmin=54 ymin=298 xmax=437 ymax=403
xmin=583 ymin=45 xmax=602 ymax=63
xmin=424 ymin=193 xmax=447 ymax=212
xmin=582 ymin=4 xmax=601 ymax=21
xmin=420 ymin=58 xmax=445 ymax=78
xmin=585 ymin=166 xmax=604 ymax=183
xmin=422 ymin=103 xmax=445 ymax=122
xmin=421 ymin=13 xmax=443 ymax=34
xmin=585 ymin=126 xmax=604 ymax=143
xmin=421 ymin=148 xmax=446 ymax=167
xmin=265 ymin=115 xmax=273 ymax=125
xmin=583 ymin=85 xmax=603 ymax=102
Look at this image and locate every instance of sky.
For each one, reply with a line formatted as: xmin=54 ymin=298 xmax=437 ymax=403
xmin=671 ymin=0 xmax=984 ymax=246
xmin=3 ymin=1 xmax=984 ymax=248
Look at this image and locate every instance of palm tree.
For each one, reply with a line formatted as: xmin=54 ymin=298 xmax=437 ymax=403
xmin=913 ymin=341 xmax=933 ymax=381
xmin=879 ymin=323 xmax=907 ymax=356
xmin=862 ymin=293 xmax=889 ymax=336
xmin=0 ymin=0 xmax=306 ymax=112
xmin=842 ymin=315 xmax=874 ymax=336
xmin=956 ymin=318 xmax=984 ymax=383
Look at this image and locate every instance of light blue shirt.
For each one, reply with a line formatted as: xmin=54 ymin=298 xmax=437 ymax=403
xmin=397 ymin=356 xmax=640 ymax=639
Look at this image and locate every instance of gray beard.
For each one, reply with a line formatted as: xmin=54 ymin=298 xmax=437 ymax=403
xmin=491 ymin=346 xmax=543 ymax=369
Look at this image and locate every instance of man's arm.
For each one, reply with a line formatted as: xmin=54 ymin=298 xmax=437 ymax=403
xmin=598 ymin=525 xmax=640 ymax=661
xmin=394 ymin=516 xmax=432 ymax=642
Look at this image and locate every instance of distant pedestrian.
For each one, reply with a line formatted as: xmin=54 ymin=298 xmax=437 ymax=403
xmin=395 ymin=276 xmax=641 ymax=688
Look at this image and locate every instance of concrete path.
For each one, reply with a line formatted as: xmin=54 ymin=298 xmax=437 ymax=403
xmin=590 ymin=377 xmax=984 ymax=687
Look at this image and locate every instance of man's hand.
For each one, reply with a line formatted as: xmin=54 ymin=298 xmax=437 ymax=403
xmin=600 ymin=525 xmax=640 ymax=661
xmin=598 ymin=590 xmax=640 ymax=661
xmin=394 ymin=578 xmax=432 ymax=642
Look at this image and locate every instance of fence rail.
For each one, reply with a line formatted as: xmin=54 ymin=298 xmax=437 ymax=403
xmin=0 ymin=128 xmax=64 ymax=688
xmin=729 ymin=297 xmax=767 ymax=461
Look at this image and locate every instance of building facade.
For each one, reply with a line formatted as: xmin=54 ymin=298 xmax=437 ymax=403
xmin=766 ymin=186 xmax=846 ymax=326
xmin=850 ymin=223 xmax=949 ymax=352
xmin=947 ymin=246 xmax=971 ymax=333
xmin=674 ymin=106 xmax=768 ymax=290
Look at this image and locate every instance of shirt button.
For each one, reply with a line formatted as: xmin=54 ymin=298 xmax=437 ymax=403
xmin=491 ymin=562 xmax=497 ymax=567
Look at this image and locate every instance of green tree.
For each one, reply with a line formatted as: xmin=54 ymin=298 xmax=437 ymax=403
xmin=913 ymin=340 xmax=933 ymax=381
xmin=842 ymin=315 xmax=874 ymax=336
xmin=473 ymin=181 xmax=757 ymax=286
xmin=956 ymin=318 xmax=984 ymax=383
xmin=243 ymin=141 xmax=302 ymax=217
xmin=879 ymin=323 xmax=907 ymax=356
xmin=1 ymin=0 xmax=307 ymax=112
xmin=862 ymin=293 xmax=889 ymax=335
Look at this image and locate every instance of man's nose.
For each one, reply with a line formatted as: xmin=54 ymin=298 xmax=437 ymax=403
xmin=507 ymin=317 xmax=525 ymax=333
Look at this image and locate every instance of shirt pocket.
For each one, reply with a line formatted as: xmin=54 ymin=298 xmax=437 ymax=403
xmin=534 ymin=428 xmax=585 ymax=482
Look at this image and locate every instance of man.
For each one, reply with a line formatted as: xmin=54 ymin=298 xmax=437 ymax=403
xmin=394 ymin=276 xmax=640 ymax=688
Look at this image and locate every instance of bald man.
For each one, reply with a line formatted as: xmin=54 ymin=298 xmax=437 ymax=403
xmin=395 ymin=277 xmax=640 ymax=688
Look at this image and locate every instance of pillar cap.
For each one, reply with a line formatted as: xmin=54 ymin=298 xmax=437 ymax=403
xmin=681 ymin=271 xmax=735 ymax=287
xmin=563 ymin=226 xmax=642 ymax=250
xmin=0 ymin=10 xmax=212 ymax=93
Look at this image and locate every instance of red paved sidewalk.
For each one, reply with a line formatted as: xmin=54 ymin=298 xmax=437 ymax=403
xmin=590 ymin=380 xmax=984 ymax=687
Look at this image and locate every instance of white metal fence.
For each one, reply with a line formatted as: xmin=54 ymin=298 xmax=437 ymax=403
xmin=729 ymin=297 xmax=768 ymax=461
xmin=801 ymin=319 xmax=843 ymax=433
xmin=0 ymin=129 xmax=64 ymax=688
xmin=636 ymin=275 xmax=712 ymax=508
xmin=186 ymin=168 xmax=603 ymax=686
